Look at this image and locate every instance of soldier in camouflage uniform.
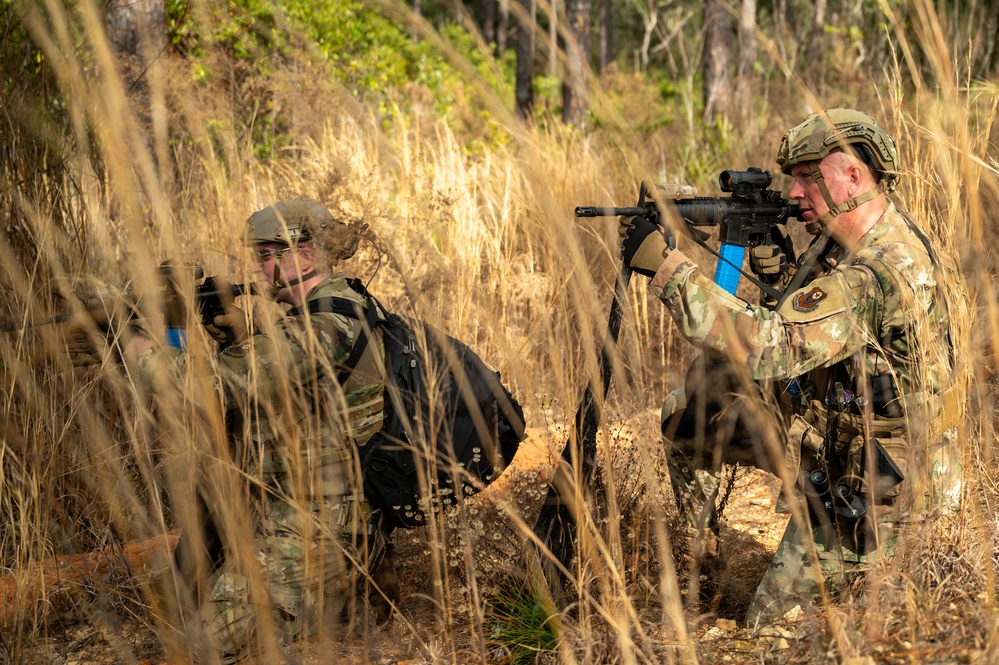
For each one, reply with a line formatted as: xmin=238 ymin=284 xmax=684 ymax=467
xmin=618 ymin=109 xmax=961 ymax=624
xmin=128 ymin=200 xmax=392 ymax=661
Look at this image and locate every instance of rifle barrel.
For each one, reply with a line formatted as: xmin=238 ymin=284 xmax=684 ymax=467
xmin=575 ymin=206 xmax=646 ymax=218
xmin=0 ymin=313 xmax=74 ymax=333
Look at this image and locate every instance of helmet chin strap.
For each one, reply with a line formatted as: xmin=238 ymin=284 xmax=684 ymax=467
xmin=806 ymin=161 xmax=881 ymax=234
xmin=266 ymin=259 xmax=320 ymax=299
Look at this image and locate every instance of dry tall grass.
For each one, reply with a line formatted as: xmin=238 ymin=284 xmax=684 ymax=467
xmin=0 ymin=0 xmax=996 ymax=663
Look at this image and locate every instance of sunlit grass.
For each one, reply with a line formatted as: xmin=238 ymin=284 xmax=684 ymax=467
xmin=0 ymin=0 xmax=996 ymax=663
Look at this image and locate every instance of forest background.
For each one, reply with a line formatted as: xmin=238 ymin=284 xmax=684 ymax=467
xmin=1 ymin=0 xmax=998 ymax=663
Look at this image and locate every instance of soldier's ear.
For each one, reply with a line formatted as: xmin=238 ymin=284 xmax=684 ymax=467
xmin=852 ymin=163 xmax=865 ymax=185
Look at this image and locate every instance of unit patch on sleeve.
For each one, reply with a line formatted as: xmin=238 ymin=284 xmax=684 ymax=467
xmin=792 ymin=286 xmax=828 ymax=312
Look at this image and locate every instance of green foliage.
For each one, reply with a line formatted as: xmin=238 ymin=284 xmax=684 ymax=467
xmin=589 ymin=69 xmax=680 ymax=134
xmin=164 ymin=0 xmax=475 ymax=101
xmin=487 ymin=581 xmax=560 ymax=665
xmin=162 ymin=0 xmax=516 ymax=158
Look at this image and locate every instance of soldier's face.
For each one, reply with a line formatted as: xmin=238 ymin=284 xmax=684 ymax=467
xmin=252 ymin=243 xmax=315 ymax=286
xmin=253 ymin=243 xmax=289 ymax=283
xmin=787 ymin=159 xmax=853 ymax=234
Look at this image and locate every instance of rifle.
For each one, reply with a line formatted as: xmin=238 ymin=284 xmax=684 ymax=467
xmin=181 ymin=272 xmax=256 ymax=348
xmin=1 ymin=264 xmax=254 ymax=349
xmin=575 ymin=167 xmax=801 ymax=298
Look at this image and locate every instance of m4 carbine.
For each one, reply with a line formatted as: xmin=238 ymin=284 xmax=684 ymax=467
xmin=2 ymin=264 xmax=253 ymax=349
xmin=576 ymin=167 xmax=801 ymax=296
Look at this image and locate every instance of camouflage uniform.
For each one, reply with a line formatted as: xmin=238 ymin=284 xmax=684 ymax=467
xmin=651 ymin=201 xmax=959 ymax=624
xmin=140 ymin=274 xmax=386 ymax=661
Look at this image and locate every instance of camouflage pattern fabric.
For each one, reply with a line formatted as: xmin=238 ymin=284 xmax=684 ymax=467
xmin=651 ymin=202 xmax=959 ymax=620
xmin=138 ymin=274 xmax=386 ymax=661
xmin=661 ymin=356 xmax=786 ymax=533
xmin=204 ymin=503 xmax=381 ymax=663
xmin=744 ymin=515 xmax=899 ymax=625
xmin=650 ymin=203 xmax=950 ymax=393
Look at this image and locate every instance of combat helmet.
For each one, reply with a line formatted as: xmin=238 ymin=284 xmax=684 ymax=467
xmin=776 ymin=108 xmax=899 ymax=231
xmin=246 ymin=199 xmax=335 ymax=297
xmin=245 ymin=199 xmax=333 ymax=246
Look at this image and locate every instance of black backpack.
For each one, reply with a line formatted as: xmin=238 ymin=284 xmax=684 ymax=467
xmin=290 ymin=280 xmax=525 ymax=531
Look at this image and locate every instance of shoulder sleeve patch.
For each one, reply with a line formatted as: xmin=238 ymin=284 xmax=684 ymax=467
xmin=777 ymin=273 xmax=851 ymax=324
xmin=791 ymin=286 xmax=828 ymax=313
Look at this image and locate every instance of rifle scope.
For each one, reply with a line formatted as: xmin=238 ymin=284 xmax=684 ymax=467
xmin=719 ymin=167 xmax=773 ymax=197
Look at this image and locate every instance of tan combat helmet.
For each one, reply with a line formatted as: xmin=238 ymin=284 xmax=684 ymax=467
xmin=246 ymin=199 xmax=340 ymax=297
xmin=245 ymin=199 xmax=333 ymax=246
xmin=776 ymin=108 xmax=899 ymax=231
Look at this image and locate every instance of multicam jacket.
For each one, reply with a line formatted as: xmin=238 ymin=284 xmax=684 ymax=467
xmin=140 ymin=274 xmax=386 ymax=532
xmin=219 ymin=274 xmax=385 ymax=511
xmin=650 ymin=202 xmax=955 ymax=499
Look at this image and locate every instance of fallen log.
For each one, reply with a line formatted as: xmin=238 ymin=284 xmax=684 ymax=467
xmin=0 ymin=531 xmax=179 ymax=628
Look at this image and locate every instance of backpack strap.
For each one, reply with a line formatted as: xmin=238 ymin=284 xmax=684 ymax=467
xmin=287 ymin=295 xmax=382 ymax=385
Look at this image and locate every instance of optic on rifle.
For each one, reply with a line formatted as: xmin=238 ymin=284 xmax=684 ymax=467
xmin=718 ymin=167 xmax=773 ymax=196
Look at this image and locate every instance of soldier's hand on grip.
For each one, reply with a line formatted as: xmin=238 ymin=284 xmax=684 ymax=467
xmin=749 ymin=245 xmax=788 ymax=280
xmin=202 ymin=278 xmax=250 ymax=347
xmin=64 ymin=323 xmax=102 ymax=367
xmin=618 ymin=214 xmax=669 ymax=278
xmin=749 ymin=224 xmax=795 ymax=284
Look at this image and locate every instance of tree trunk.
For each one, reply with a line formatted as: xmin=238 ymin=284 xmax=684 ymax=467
xmin=638 ymin=1 xmax=659 ymax=73
xmin=549 ymin=0 xmax=558 ymax=78
xmin=702 ymin=0 xmax=735 ymax=124
xmin=516 ymin=0 xmax=537 ymax=118
xmin=105 ymin=0 xmax=165 ymax=57
xmin=805 ymin=0 xmax=827 ymax=65
xmin=1 ymin=533 xmax=179 ymax=628
xmin=413 ymin=0 xmax=422 ymax=41
xmin=598 ymin=0 xmax=612 ymax=74
xmin=498 ymin=0 xmax=510 ymax=52
xmin=562 ymin=0 xmax=591 ymax=125
xmin=735 ymin=0 xmax=757 ymax=117
xmin=484 ymin=0 xmax=497 ymax=45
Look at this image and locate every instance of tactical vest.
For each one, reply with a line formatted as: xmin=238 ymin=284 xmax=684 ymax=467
xmin=782 ymin=208 xmax=956 ymax=506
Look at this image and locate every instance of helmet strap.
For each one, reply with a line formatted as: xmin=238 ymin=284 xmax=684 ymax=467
xmin=806 ymin=162 xmax=837 ymax=234
xmin=267 ymin=266 xmax=321 ymax=299
xmin=807 ymin=162 xmax=880 ymax=233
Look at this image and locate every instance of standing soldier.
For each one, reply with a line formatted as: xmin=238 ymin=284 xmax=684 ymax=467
xmin=618 ymin=109 xmax=961 ymax=623
xmin=126 ymin=200 xmax=394 ymax=661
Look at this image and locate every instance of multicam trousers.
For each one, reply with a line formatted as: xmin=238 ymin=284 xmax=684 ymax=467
xmin=744 ymin=515 xmax=898 ymax=625
xmin=205 ymin=499 xmax=381 ymax=663
xmin=663 ymin=358 xmax=961 ymax=626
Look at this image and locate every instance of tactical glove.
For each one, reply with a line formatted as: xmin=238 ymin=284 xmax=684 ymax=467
xmin=60 ymin=289 xmax=134 ymax=367
xmin=618 ymin=214 xmax=669 ymax=278
xmin=748 ymin=245 xmax=789 ymax=281
xmin=63 ymin=318 xmax=141 ymax=368
xmin=202 ymin=278 xmax=250 ymax=347
xmin=64 ymin=324 xmax=103 ymax=367
xmin=749 ymin=224 xmax=797 ymax=285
